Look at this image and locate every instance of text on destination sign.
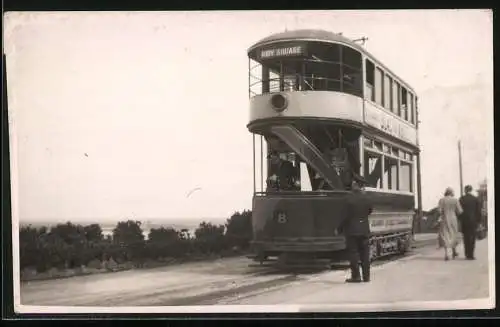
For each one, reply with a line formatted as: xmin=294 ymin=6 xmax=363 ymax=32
xmin=260 ymin=46 xmax=304 ymax=59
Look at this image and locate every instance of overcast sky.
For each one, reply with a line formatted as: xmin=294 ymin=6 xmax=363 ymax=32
xmin=4 ymin=10 xmax=493 ymax=222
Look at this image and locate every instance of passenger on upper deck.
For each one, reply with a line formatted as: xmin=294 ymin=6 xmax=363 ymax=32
xmin=267 ymin=151 xmax=300 ymax=191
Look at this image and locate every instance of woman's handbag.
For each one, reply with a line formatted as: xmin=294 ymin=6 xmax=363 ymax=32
xmin=476 ymin=224 xmax=487 ymax=240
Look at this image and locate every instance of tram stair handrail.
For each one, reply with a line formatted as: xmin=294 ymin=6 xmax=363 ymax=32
xmin=270 ymin=124 xmax=345 ymax=190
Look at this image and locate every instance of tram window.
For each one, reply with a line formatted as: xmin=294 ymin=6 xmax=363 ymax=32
xmin=299 ymin=162 xmax=313 ymax=191
xmin=401 ymin=88 xmax=408 ymax=120
xmin=365 ymin=60 xmax=375 ymax=102
xmin=363 ymin=137 xmax=373 ymax=148
xmin=342 ymin=46 xmax=362 ymax=70
xmin=375 ymin=67 xmax=384 ymax=107
xmin=415 ymin=96 xmax=419 ymax=125
xmin=400 ymin=161 xmax=413 ymax=192
xmin=343 ymin=66 xmax=362 ymax=97
xmin=269 ymin=69 xmax=280 ymax=93
xmin=341 ymin=46 xmax=363 ymax=97
xmin=383 ymin=157 xmax=399 ymax=190
xmin=408 ymin=93 xmax=414 ymax=124
xmin=282 ymin=60 xmax=302 ymax=92
xmin=310 ymin=42 xmax=340 ymax=62
xmin=392 ymin=81 xmax=400 ymax=115
xmin=384 ymin=75 xmax=393 ymax=111
xmin=391 ymin=147 xmax=399 ymax=157
xmin=304 ymin=61 xmax=340 ymax=92
xmin=364 ymin=151 xmax=383 ymax=189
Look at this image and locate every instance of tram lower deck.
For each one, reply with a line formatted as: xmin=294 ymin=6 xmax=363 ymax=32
xmin=247 ymin=121 xmax=416 ymax=268
xmin=248 ymin=190 xmax=414 ymax=267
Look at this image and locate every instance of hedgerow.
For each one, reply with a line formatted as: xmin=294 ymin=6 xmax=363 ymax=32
xmin=19 ymin=211 xmax=253 ymax=274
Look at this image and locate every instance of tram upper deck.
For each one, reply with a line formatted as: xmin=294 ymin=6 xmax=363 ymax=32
xmin=247 ymin=29 xmax=419 ymax=150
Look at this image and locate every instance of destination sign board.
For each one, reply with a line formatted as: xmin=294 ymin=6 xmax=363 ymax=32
xmin=364 ymin=102 xmax=417 ymax=145
xmin=257 ymin=43 xmax=307 ymax=60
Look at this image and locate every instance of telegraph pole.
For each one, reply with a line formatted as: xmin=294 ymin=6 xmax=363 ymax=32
xmin=414 ymin=100 xmax=423 ymax=237
xmin=458 ymin=140 xmax=464 ymax=197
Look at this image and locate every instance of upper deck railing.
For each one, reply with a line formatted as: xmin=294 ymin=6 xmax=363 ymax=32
xmin=249 ymin=57 xmax=363 ymax=98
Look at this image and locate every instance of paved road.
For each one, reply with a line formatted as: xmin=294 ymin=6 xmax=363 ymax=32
xmin=19 ymin=233 xmax=444 ymax=307
xmin=216 ymin=238 xmax=492 ymax=310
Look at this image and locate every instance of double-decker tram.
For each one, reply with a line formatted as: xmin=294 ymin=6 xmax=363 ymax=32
xmin=246 ymin=29 xmax=422 ymax=268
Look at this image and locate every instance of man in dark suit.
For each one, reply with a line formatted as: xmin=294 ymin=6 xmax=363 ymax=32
xmin=459 ymin=185 xmax=482 ymax=260
xmin=341 ymin=180 xmax=373 ymax=283
xmin=267 ymin=152 xmax=299 ymax=191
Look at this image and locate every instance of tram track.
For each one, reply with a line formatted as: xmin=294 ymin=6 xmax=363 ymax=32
xmin=20 ymin=235 xmax=438 ymax=307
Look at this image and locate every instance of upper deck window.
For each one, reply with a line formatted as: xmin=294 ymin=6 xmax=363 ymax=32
xmin=374 ymin=67 xmax=384 ymax=107
xmin=401 ymin=88 xmax=408 ymax=121
xmin=384 ymin=75 xmax=393 ymax=111
xmin=248 ymin=41 xmax=363 ymax=98
xmin=408 ymin=93 xmax=414 ymax=124
xmin=392 ymin=81 xmax=400 ymax=115
xmin=342 ymin=46 xmax=363 ymax=96
xmin=365 ymin=60 xmax=375 ymax=102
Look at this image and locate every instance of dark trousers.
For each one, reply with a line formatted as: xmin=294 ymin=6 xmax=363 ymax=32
xmin=462 ymin=223 xmax=477 ymax=259
xmin=346 ymin=235 xmax=370 ymax=280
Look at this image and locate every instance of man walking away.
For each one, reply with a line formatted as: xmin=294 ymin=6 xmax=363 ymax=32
xmin=459 ymin=185 xmax=482 ymax=260
xmin=341 ymin=180 xmax=373 ymax=283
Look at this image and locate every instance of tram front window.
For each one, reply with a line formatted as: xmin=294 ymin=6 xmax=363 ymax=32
xmin=248 ymin=41 xmax=363 ymax=97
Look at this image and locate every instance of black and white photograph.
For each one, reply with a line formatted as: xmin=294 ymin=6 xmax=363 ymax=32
xmin=4 ymin=9 xmax=494 ymax=314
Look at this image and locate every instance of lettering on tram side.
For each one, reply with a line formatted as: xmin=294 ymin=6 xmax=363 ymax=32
xmin=369 ymin=215 xmax=413 ymax=233
xmin=259 ymin=45 xmax=305 ymax=59
xmin=364 ymin=103 xmax=417 ymax=145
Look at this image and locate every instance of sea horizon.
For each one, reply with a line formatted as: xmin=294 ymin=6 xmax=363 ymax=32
xmin=20 ymin=217 xmax=229 ymax=232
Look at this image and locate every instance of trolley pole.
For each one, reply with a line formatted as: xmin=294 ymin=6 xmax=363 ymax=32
xmin=458 ymin=140 xmax=464 ymax=197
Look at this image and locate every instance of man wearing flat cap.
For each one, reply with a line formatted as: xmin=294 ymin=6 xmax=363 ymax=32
xmin=341 ymin=179 xmax=373 ymax=283
xmin=459 ymin=185 xmax=482 ymax=260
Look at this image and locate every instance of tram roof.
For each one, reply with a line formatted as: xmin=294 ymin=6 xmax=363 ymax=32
xmin=248 ymin=29 xmax=417 ymax=94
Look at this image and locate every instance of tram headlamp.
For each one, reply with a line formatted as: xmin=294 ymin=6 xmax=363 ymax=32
xmin=270 ymin=94 xmax=288 ymax=112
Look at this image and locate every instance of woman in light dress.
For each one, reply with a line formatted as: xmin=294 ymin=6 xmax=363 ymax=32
xmin=438 ymin=187 xmax=464 ymax=261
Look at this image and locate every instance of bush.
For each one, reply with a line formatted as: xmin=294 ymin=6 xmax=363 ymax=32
xmin=225 ymin=210 xmax=253 ymax=250
xmin=146 ymin=227 xmax=182 ymax=259
xmin=194 ymin=222 xmax=226 ymax=254
xmin=19 ymin=209 xmax=254 ymax=277
xmin=112 ymin=220 xmax=145 ymax=262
